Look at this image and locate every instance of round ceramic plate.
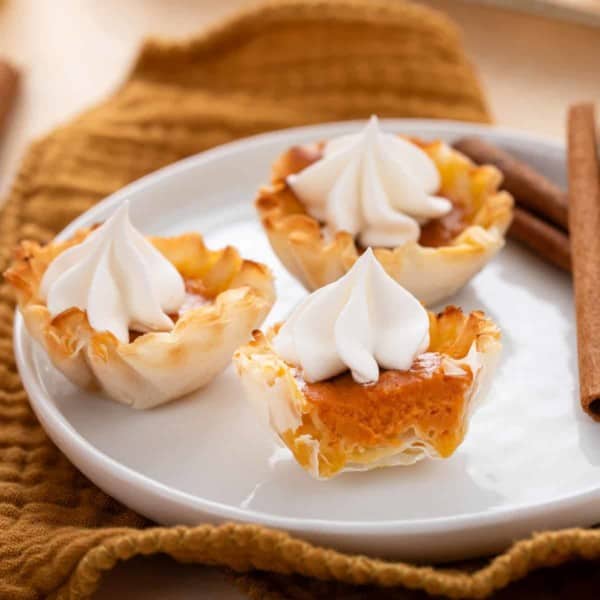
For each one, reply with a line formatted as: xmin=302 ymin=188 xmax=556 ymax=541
xmin=14 ymin=120 xmax=598 ymax=563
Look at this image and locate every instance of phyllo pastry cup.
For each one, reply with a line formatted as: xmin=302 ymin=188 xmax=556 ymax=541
xmin=256 ymin=137 xmax=513 ymax=305
xmin=6 ymin=229 xmax=275 ymax=409
xmin=234 ymin=307 xmax=500 ymax=479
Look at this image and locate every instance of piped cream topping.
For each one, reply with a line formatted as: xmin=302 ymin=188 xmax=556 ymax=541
xmin=273 ymin=249 xmax=430 ymax=384
xmin=40 ymin=202 xmax=186 ymax=343
xmin=287 ymin=115 xmax=451 ymax=247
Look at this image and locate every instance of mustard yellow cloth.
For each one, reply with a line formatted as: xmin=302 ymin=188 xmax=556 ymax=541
xmin=1 ymin=1 xmax=598 ymax=598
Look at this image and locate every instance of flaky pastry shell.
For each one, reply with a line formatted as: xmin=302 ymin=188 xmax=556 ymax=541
xmin=256 ymin=139 xmax=513 ymax=305
xmin=6 ymin=229 xmax=275 ymax=409
xmin=234 ymin=307 xmax=500 ymax=479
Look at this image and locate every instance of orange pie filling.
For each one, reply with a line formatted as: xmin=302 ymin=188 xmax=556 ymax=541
xmin=127 ymin=279 xmax=211 ymax=343
xmin=282 ymin=353 xmax=473 ymax=478
xmin=269 ymin=142 xmax=472 ymax=249
xmin=48 ymin=275 xmax=217 ymax=346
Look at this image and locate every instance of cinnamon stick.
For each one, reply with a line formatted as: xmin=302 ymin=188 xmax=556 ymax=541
xmin=567 ymin=103 xmax=600 ymax=420
xmin=452 ymin=136 xmax=571 ymax=271
xmin=454 ymin=136 xmax=569 ymax=230
xmin=510 ymin=208 xmax=571 ymax=272
xmin=0 ymin=60 xmax=19 ymax=134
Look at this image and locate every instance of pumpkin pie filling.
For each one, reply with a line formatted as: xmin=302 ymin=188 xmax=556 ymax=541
xmin=271 ymin=144 xmax=470 ymax=249
xmin=282 ymin=351 xmax=473 ymax=478
xmin=176 ymin=279 xmax=213 ymax=314
xmin=129 ymin=279 xmax=211 ymax=343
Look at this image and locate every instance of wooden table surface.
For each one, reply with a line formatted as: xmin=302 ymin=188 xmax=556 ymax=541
xmin=0 ymin=1 xmax=599 ymax=598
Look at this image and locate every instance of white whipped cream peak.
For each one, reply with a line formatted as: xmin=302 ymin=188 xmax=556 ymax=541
xmin=40 ymin=202 xmax=186 ymax=344
xmin=273 ymin=248 xmax=430 ymax=384
xmin=287 ymin=115 xmax=452 ymax=247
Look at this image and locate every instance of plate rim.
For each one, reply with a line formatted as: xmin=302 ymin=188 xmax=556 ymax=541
xmin=14 ymin=118 xmax=597 ymax=540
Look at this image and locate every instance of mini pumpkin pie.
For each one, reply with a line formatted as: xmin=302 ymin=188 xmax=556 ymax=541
xmin=5 ymin=202 xmax=275 ymax=409
xmin=256 ymin=116 xmax=513 ymax=305
xmin=234 ymin=249 xmax=500 ymax=479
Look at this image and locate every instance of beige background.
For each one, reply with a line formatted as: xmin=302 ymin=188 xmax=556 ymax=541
xmin=1 ymin=0 xmax=599 ymax=197
xmin=0 ymin=1 xmax=598 ymax=597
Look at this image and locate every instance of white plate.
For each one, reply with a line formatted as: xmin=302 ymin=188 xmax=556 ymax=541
xmin=14 ymin=120 xmax=599 ymax=563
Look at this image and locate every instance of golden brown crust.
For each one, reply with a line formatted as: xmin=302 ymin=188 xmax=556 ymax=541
xmin=428 ymin=305 xmax=500 ymax=356
xmin=256 ymin=138 xmax=514 ymax=304
xmin=5 ymin=229 xmax=276 ymax=408
xmin=234 ymin=307 xmax=501 ymax=479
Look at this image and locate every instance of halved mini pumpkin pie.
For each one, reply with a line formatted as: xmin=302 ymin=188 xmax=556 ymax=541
xmin=5 ymin=203 xmax=275 ymax=409
xmin=256 ymin=116 xmax=513 ymax=305
xmin=234 ymin=250 xmax=500 ymax=479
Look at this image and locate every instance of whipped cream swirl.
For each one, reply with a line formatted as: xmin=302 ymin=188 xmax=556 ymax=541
xmin=273 ymin=249 xmax=430 ymax=384
xmin=287 ymin=116 xmax=452 ymax=247
xmin=40 ymin=202 xmax=186 ymax=344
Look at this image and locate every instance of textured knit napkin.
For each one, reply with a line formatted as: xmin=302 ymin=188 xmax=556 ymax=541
xmin=1 ymin=1 xmax=598 ymax=599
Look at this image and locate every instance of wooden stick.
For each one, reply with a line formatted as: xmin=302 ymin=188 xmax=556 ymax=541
xmin=0 ymin=59 xmax=19 ymax=134
xmin=454 ymin=136 xmax=569 ymax=230
xmin=567 ymin=103 xmax=600 ymax=420
xmin=509 ymin=208 xmax=571 ymax=272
